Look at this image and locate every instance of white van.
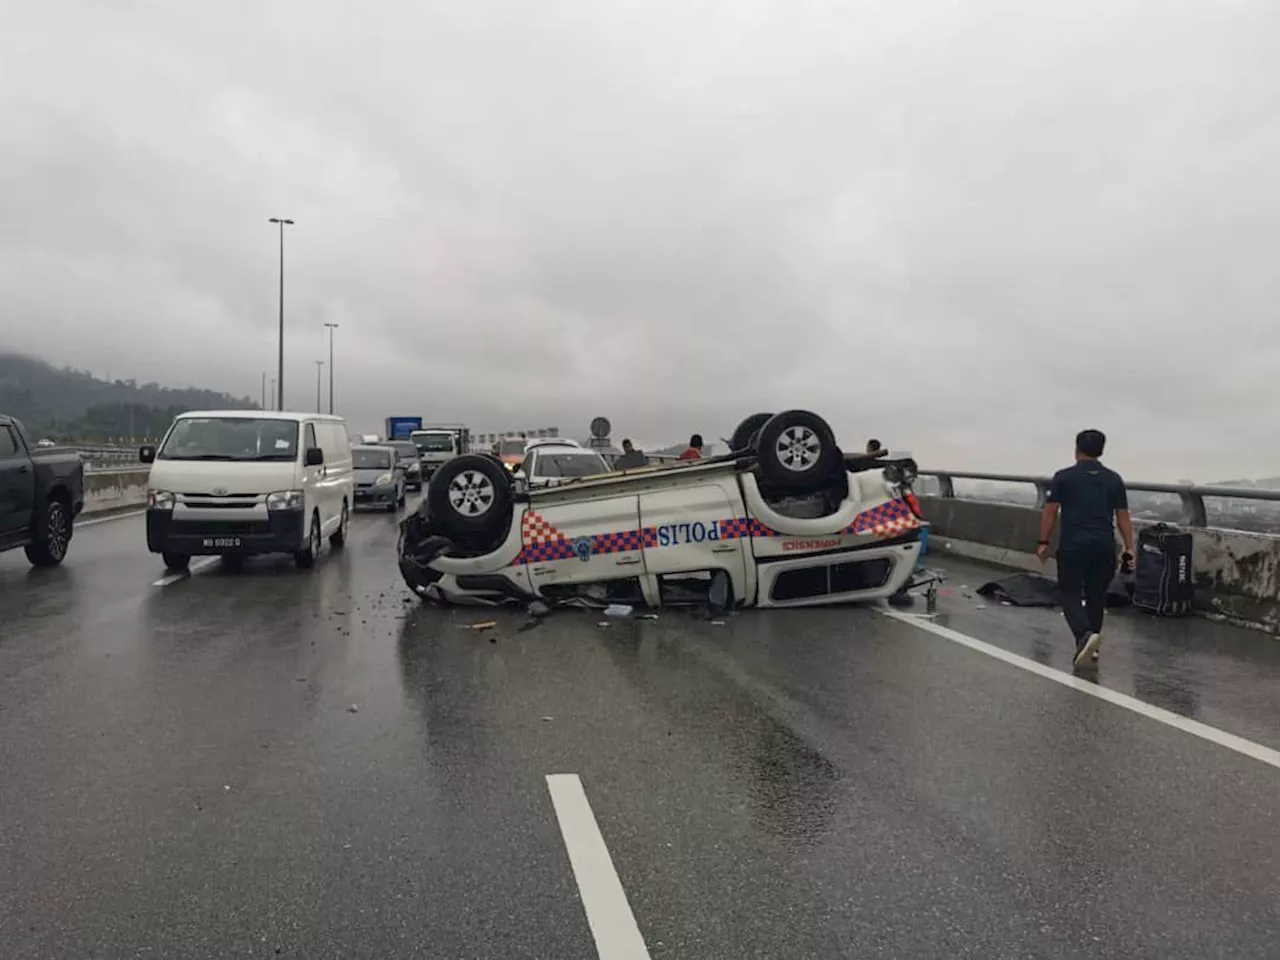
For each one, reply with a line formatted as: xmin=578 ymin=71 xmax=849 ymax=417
xmin=140 ymin=410 xmax=354 ymax=572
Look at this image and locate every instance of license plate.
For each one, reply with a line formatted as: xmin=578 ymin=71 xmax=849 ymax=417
xmin=202 ymin=537 xmax=241 ymax=548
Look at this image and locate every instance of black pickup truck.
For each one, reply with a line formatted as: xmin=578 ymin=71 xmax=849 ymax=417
xmin=0 ymin=415 xmax=85 ymax=567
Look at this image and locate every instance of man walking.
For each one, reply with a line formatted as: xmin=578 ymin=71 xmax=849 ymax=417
xmin=1036 ymin=429 xmax=1135 ymax=667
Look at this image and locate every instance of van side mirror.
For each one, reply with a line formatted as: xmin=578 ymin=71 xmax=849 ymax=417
xmin=139 ymin=445 xmax=156 ymax=464
xmin=304 ymin=447 xmax=324 ymax=467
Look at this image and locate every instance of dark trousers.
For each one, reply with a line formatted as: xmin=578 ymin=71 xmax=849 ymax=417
xmin=1056 ymin=543 xmax=1116 ymax=642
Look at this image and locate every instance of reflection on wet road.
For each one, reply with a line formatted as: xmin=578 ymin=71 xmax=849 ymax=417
xmin=2 ymin=506 xmax=1280 ymax=958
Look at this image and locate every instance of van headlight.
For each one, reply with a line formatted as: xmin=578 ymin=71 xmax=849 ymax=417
xmin=148 ymin=490 xmax=175 ymax=510
xmin=266 ymin=490 xmax=304 ymax=511
xmin=376 ymin=473 xmax=393 ymax=486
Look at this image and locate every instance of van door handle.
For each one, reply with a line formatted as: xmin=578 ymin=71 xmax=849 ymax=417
xmin=712 ymin=544 xmax=736 ymax=553
xmin=616 ymin=556 xmax=641 ymax=566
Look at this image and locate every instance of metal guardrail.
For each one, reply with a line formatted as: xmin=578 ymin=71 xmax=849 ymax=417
xmin=920 ymin=470 xmax=1280 ymax=528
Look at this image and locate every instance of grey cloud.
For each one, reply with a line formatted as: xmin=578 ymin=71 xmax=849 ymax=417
xmin=3 ymin=0 xmax=1280 ymax=479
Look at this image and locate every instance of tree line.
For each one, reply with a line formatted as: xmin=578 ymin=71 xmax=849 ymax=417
xmin=0 ymin=352 xmax=258 ymax=441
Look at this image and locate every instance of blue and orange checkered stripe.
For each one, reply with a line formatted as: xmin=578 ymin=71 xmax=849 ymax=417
xmin=512 ymin=499 xmax=919 ymax=563
xmin=514 ymin=528 xmax=647 ymax=565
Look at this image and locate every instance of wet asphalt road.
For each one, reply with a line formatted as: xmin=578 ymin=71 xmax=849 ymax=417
xmin=2 ymin=504 xmax=1280 ymax=959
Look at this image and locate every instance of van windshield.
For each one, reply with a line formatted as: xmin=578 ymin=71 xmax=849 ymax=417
xmin=412 ymin=433 xmax=454 ymax=453
xmin=158 ymin=418 xmax=299 ymax=462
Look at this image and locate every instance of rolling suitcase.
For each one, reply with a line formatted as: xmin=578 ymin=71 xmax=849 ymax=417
xmin=1132 ymin=523 xmax=1194 ymax=616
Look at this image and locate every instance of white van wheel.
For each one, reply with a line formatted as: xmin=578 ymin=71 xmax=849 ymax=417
xmin=295 ymin=514 xmax=321 ymax=569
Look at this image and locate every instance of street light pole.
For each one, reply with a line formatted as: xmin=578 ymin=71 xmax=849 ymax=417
xmin=260 ymin=371 xmax=267 ymax=410
xmin=324 ymin=322 xmax=339 ymax=414
xmin=268 ymin=217 xmax=294 ymax=410
xmin=314 ymin=360 xmax=324 ymax=413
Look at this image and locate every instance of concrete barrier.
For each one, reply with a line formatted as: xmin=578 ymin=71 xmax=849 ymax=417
xmin=83 ymin=468 xmax=150 ymax=516
xmin=919 ymin=496 xmax=1280 ymax=634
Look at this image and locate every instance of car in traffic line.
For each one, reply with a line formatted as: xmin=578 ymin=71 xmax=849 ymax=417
xmin=352 ymin=444 xmax=406 ymax=511
xmin=399 ymin=409 xmax=925 ymax=609
xmin=409 ymin=428 xmax=462 ymax=479
xmin=516 ymin=439 xmax=610 ymax=491
xmin=141 ymin=410 xmax=354 ymax=572
xmin=378 ymin=439 xmax=424 ymax=491
xmin=0 ymin=414 xmax=85 ymax=567
xmin=492 ymin=436 xmax=528 ymax=474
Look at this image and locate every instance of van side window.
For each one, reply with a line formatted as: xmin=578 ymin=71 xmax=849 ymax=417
xmin=303 ymin=423 xmax=318 ymax=453
xmin=0 ymin=426 xmax=18 ymax=458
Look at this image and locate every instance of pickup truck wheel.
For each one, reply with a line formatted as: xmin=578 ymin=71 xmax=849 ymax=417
xmin=730 ymin=412 xmax=773 ymax=453
xmin=427 ymin=455 xmax=512 ymax=536
xmin=25 ymin=497 xmax=72 ymax=567
xmin=162 ymin=552 xmax=190 ymax=572
xmin=755 ymin=410 xmax=839 ymax=492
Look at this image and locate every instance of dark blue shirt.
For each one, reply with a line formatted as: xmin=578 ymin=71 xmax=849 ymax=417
xmin=1048 ymin=461 xmax=1128 ymax=549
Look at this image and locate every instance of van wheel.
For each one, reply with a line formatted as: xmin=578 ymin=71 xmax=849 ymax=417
xmin=162 ymin=552 xmax=190 ymax=572
xmin=755 ymin=410 xmax=839 ymax=492
xmin=427 ymin=455 xmax=512 ymax=536
xmin=730 ymin=412 xmax=773 ymax=453
xmin=295 ymin=514 xmax=321 ymax=569
xmin=25 ymin=497 xmax=72 ymax=567
xmin=330 ymin=503 xmax=348 ymax=548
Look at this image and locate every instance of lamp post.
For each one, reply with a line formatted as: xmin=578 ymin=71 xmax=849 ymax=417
xmin=314 ymin=360 xmax=324 ymax=413
xmin=324 ymin=322 xmax=339 ymax=414
xmin=260 ymin=372 xmax=266 ymax=410
xmin=268 ymin=217 xmax=294 ymax=410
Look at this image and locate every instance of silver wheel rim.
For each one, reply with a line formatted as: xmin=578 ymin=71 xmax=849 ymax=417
xmin=47 ymin=504 xmax=68 ymax=558
xmin=775 ymin=425 xmax=822 ymax=472
xmin=448 ymin=470 xmax=495 ymax=518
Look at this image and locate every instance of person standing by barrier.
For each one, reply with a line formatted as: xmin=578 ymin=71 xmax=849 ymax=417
xmin=1036 ymin=429 xmax=1136 ymax=667
xmin=616 ymin=438 xmax=646 ymax=469
xmin=678 ymin=434 xmax=703 ymax=461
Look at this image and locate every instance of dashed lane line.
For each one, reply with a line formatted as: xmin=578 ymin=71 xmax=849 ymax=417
xmin=880 ymin=607 xmax=1280 ymax=773
xmin=546 ymin=774 xmax=651 ymax=960
xmin=152 ymin=558 xmax=219 ymax=587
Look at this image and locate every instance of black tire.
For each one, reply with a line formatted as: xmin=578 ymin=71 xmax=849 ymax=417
xmin=426 ymin=454 xmax=513 ymax=536
xmin=755 ymin=410 xmax=839 ymax=492
xmin=295 ymin=513 xmax=321 ymax=569
xmin=729 ymin=412 xmax=773 ymax=453
xmin=25 ymin=496 xmax=73 ymax=567
xmin=162 ymin=551 xmax=190 ymax=572
xmin=329 ymin=502 xmax=348 ymax=548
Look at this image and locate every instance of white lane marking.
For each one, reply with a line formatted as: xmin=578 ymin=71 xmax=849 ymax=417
xmin=151 ymin=557 xmax=218 ymax=587
xmin=879 ymin=608 xmax=1280 ymax=772
xmin=546 ymin=774 xmax=651 ymax=960
xmin=79 ymin=509 xmax=147 ymax=527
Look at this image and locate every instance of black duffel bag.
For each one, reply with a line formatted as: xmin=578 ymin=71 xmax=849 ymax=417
xmin=1132 ymin=523 xmax=1194 ymax=616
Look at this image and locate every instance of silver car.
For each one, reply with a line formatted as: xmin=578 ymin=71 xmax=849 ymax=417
xmin=351 ymin=445 xmax=405 ymax=511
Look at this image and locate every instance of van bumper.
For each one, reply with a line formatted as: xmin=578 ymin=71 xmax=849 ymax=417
xmin=146 ymin=508 xmax=306 ymax=556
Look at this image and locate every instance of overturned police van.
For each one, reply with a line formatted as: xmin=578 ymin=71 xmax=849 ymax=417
xmin=397 ymin=409 xmax=925 ymax=610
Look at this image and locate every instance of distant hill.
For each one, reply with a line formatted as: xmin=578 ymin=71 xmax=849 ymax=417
xmin=0 ymin=352 xmax=258 ymax=441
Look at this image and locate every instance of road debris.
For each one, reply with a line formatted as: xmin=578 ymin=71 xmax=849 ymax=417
xmin=469 ymin=621 xmax=498 ymax=631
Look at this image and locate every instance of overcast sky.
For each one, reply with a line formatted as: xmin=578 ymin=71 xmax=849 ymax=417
xmin=3 ymin=0 xmax=1278 ymax=479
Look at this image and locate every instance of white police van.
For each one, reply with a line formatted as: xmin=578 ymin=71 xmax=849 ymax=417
xmin=398 ymin=410 xmax=925 ymax=609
